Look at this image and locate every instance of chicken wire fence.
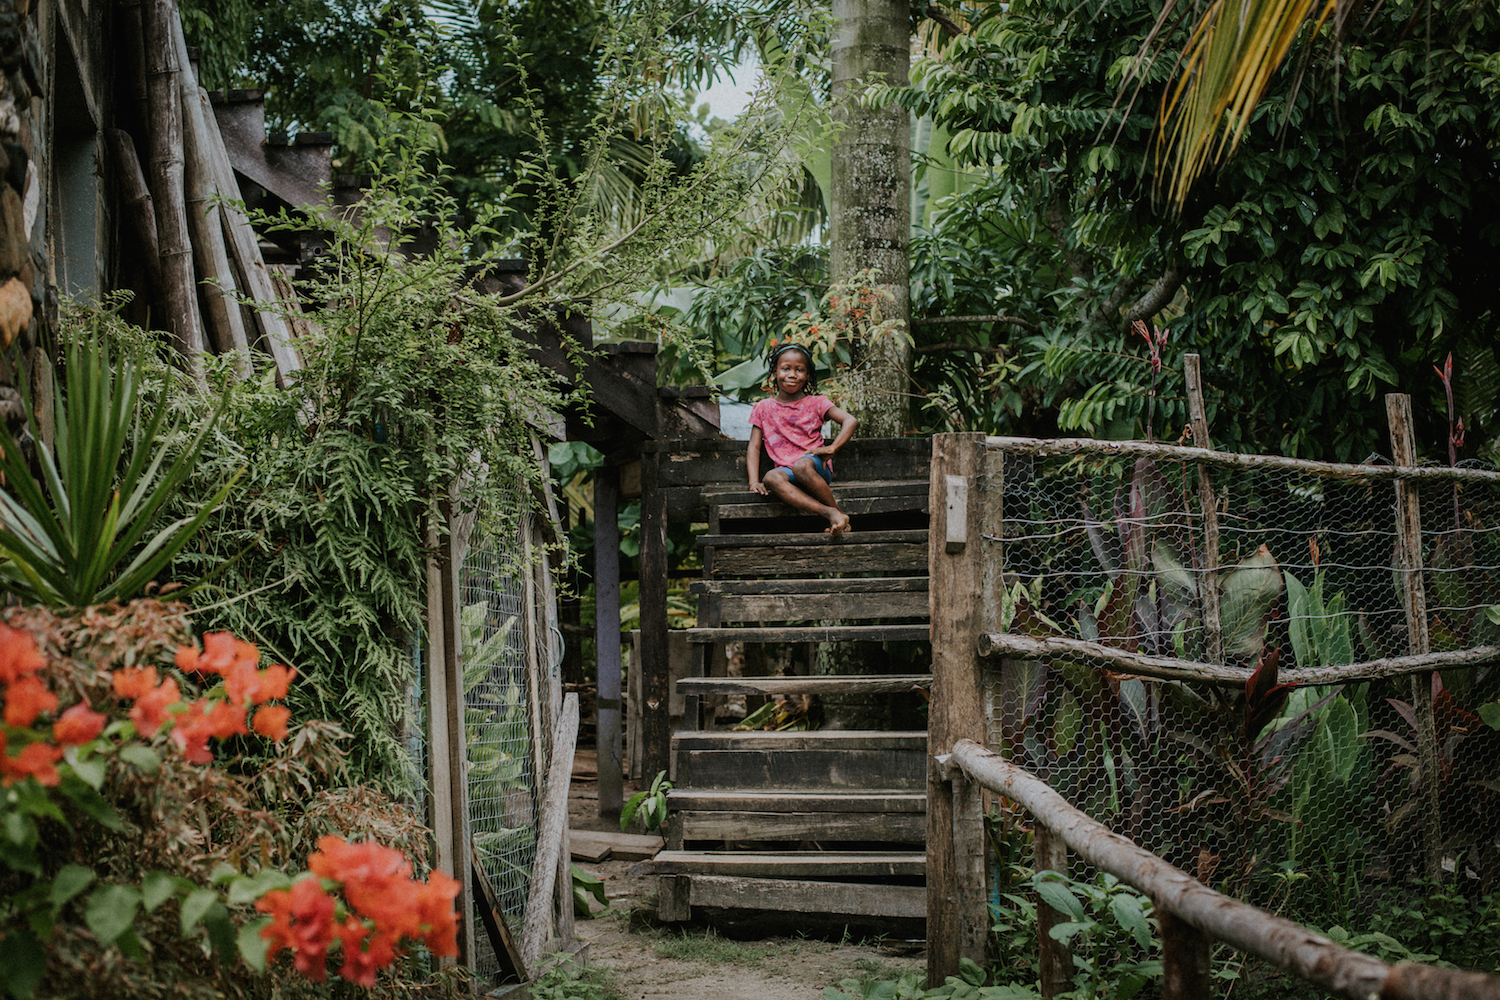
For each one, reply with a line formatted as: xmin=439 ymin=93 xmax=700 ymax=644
xmin=979 ymin=441 xmax=1500 ymax=927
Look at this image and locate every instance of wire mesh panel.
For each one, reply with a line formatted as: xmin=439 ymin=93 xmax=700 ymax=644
xmin=460 ymin=529 xmax=539 ymax=982
xmin=981 ymin=443 xmax=1500 ymax=926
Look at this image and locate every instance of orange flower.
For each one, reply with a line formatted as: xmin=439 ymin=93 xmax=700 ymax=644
xmin=53 ymin=703 xmax=107 ymax=746
xmin=335 ymin=918 xmax=399 ymax=987
xmin=177 ymin=632 xmax=260 ymax=677
xmin=415 ymin=869 xmax=462 ymax=958
xmin=258 ymin=877 xmax=338 ymax=982
xmin=171 ymin=699 xmax=248 ymax=763
xmin=112 ymin=666 xmax=159 ymax=701
xmin=253 ymin=705 xmax=291 ymax=741
xmin=4 ymin=675 xmax=58 ymax=728
xmin=1 ymin=738 xmax=64 ymax=787
xmin=130 ymin=676 xmax=181 ymax=737
xmin=0 ymin=625 xmax=45 ymax=684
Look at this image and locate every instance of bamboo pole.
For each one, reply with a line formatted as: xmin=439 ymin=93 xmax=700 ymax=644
xmin=1386 ymin=394 xmax=1442 ymax=883
xmin=103 ymin=129 xmax=162 ymax=293
xmin=977 ymin=632 xmax=1500 ymax=688
xmin=945 ymin=740 xmax=1500 ymax=1000
xmin=171 ymin=15 xmax=251 ymax=376
xmin=194 ymin=86 xmax=305 ymax=385
xmin=1183 ymin=355 xmax=1223 ymax=665
xmin=141 ymin=0 xmax=205 ymax=376
xmin=984 ymin=436 xmax=1500 ymax=484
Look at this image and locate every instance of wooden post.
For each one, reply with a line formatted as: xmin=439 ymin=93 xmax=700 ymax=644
xmin=1034 ymin=824 xmax=1071 ymax=998
xmin=639 ymin=446 xmax=670 ymax=780
xmin=927 ymin=432 xmax=988 ymax=986
xmin=1160 ymin=908 xmax=1212 ymax=999
xmin=1386 ymin=393 xmax=1442 ymax=882
xmin=141 ymin=0 xmax=205 ymax=374
xmin=1184 ymin=355 xmax=1223 ymax=664
xmin=103 ymin=130 xmax=162 ymax=293
xmin=521 ymin=693 xmax=579 ymax=969
xmin=424 ymin=515 xmax=459 ymax=969
xmin=440 ymin=514 xmax=478 ymax=969
xmin=594 ymin=465 xmax=624 ymax=817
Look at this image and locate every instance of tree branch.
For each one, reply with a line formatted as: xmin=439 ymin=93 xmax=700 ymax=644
xmin=912 ymin=314 xmax=1040 ymax=333
xmin=1122 ymin=267 xmax=1184 ymax=326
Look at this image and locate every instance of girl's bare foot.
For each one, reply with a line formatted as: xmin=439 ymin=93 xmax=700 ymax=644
xmin=826 ymin=510 xmax=851 ymax=537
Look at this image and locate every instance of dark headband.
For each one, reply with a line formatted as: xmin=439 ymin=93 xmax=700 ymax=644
xmin=766 ymin=342 xmax=817 ymax=389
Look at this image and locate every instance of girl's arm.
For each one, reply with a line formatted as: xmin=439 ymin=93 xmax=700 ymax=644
xmin=748 ymin=426 xmax=768 ymax=494
xmin=811 ymin=404 xmax=857 ymax=457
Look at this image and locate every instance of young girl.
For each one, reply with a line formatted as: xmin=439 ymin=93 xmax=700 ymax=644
xmin=747 ymin=343 xmax=858 ymax=537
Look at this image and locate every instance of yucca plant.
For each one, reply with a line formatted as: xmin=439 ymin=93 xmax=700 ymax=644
xmin=0 ymin=337 xmax=239 ymax=606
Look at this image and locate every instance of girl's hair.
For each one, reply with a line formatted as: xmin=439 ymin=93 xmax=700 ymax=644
xmin=767 ymin=342 xmax=817 ymax=390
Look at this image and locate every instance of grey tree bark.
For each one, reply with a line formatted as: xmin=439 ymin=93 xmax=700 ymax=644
xmin=830 ymin=0 xmax=911 ymax=438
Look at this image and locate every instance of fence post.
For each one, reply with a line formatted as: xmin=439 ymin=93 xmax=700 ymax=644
xmin=1183 ymin=355 xmax=1223 ymax=665
xmin=594 ymin=465 xmax=624 ymax=817
xmin=928 ymin=432 xmax=989 ymax=986
xmin=1034 ymin=824 xmax=1071 ymax=998
xmin=1386 ymin=393 xmax=1442 ymax=882
xmin=1159 ymin=908 xmax=1212 ymax=999
xmin=638 ymin=445 xmax=671 ymax=780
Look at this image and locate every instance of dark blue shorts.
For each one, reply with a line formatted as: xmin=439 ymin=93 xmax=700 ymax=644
xmin=771 ymin=454 xmax=832 ymax=489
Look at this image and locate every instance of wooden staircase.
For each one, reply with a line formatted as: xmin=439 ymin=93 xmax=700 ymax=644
xmin=649 ymin=478 xmax=932 ymax=924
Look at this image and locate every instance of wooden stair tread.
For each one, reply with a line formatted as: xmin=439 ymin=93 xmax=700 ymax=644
xmin=676 ymin=674 xmax=930 ymax=695
xmin=691 ymin=576 xmax=928 ymax=595
xmin=649 ymin=851 xmax=925 ymax=876
xmin=667 ymin=789 xmax=925 ymax=812
xmin=686 ymin=624 xmax=928 ymax=643
xmin=697 ymin=529 xmax=927 ymax=548
xmin=672 ymin=730 xmax=926 ymax=750
xmin=677 ymin=874 xmax=925 ymax=918
xmin=711 ymin=543 xmax=927 ymax=577
xmin=701 ymin=479 xmax=928 ymax=502
xmin=714 ymin=495 xmax=929 ymax=521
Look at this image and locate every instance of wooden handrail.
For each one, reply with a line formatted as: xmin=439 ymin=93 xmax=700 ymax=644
xmin=984 ymin=435 xmax=1500 ymax=484
xmin=942 ymin=739 xmax=1500 ymax=1000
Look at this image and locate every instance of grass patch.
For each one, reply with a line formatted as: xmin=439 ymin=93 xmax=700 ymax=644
xmin=651 ymin=927 xmax=775 ymax=966
xmin=528 ymin=963 xmax=629 ymax=1000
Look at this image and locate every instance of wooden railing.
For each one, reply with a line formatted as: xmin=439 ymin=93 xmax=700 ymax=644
xmin=938 ymin=739 xmax=1500 ymax=1000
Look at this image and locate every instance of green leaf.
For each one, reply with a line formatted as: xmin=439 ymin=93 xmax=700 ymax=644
xmin=141 ymin=871 xmax=179 ymax=913
xmin=181 ymin=887 xmax=220 ymax=935
xmin=118 ymin=745 xmax=160 ymax=775
xmin=958 ymin=957 xmax=986 ymax=986
xmin=237 ymin=916 xmax=272 ymax=973
xmin=1219 ymin=545 xmax=1284 ymax=658
xmin=1034 ymin=880 xmax=1085 ymax=922
xmin=65 ymin=748 xmax=106 ymax=790
xmin=85 ymin=884 xmax=141 ymax=946
xmin=57 ymin=775 xmax=124 ymax=831
xmin=0 ymin=926 xmax=46 ymax=1000
xmin=209 ymin=862 xmax=239 ymax=886
xmin=49 ymin=864 xmax=95 ymax=909
xmin=227 ymin=869 xmax=293 ymax=906
xmin=203 ymin=902 xmax=237 ymax=956
xmin=1479 ymin=702 xmax=1500 ymax=732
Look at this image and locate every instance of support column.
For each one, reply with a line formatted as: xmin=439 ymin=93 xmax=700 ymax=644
xmin=639 ymin=446 xmax=671 ymax=779
xmin=594 ymin=465 xmax=624 ymax=817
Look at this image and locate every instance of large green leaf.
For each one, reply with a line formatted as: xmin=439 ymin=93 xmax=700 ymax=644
xmin=1219 ymin=544 xmax=1283 ymax=659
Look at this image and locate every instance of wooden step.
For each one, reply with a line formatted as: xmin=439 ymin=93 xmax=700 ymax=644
xmin=713 ymin=494 xmax=930 ymax=522
xmin=714 ymin=589 xmax=928 ymax=623
xmin=676 ymin=674 xmax=931 ymax=696
xmin=701 ymin=479 xmax=928 ymax=503
xmin=697 ymin=529 xmax=927 ymax=549
xmin=685 ymin=624 xmax=928 ymax=643
xmin=672 ymin=730 xmax=926 ymax=791
xmin=672 ymin=810 xmax=926 ymax=844
xmin=690 ymin=577 xmax=929 ymax=595
xmin=667 ymin=789 xmax=925 ymax=813
xmin=712 ymin=541 xmax=927 ymax=577
xmin=659 ymin=874 xmax=925 ymax=921
xmin=648 ymin=850 xmax=925 ymax=877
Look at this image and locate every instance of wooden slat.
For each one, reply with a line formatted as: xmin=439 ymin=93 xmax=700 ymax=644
xmin=675 ymin=673 xmax=931 ymax=696
xmin=650 ymin=439 xmax=931 ymax=488
xmin=676 ymin=810 xmax=928 ymax=843
xmin=569 ymin=830 xmax=663 ymax=861
xmin=702 ymin=479 xmax=930 ymax=501
xmin=718 ymin=591 xmax=928 ymax=622
xmin=713 ymin=494 xmax=930 ymax=521
xmin=685 ymin=624 xmax=928 ymax=643
xmin=677 ymin=749 xmax=925 ymax=791
xmin=667 ymin=789 xmax=925 ymax=813
xmin=711 ymin=543 xmax=928 ymax=577
xmin=673 ymin=730 xmax=927 ymax=751
xmin=687 ymin=875 xmax=926 ymax=918
xmin=699 ymin=528 xmax=926 ymax=549
xmin=691 ymin=576 xmax=929 ymax=595
xmin=650 ymin=851 xmax=926 ymax=877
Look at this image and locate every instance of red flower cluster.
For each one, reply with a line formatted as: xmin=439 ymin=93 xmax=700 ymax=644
xmin=108 ymin=632 xmax=298 ymax=763
xmin=256 ymin=837 xmax=460 ymax=987
xmin=0 ymin=624 xmax=103 ymax=786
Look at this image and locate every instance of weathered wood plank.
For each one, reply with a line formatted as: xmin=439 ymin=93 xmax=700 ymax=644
xmin=673 ymin=730 xmax=928 ymax=750
xmin=666 ymin=789 xmax=926 ymax=813
xmin=675 ymin=673 xmax=931 ymax=696
xmin=676 ymin=811 xmax=928 ymax=843
xmin=1183 ymin=354 xmax=1223 ymax=666
xmin=640 ymin=452 xmax=670 ymax=779
xmin=714 ymin=494 xmax=930 ymax=521
xmin=649 ymin=851 xmax=926 ymax=877
xmin=569 ymin=830 xmax=663 ymax=862
xmin=698 ymin=529 xmax=928 ymax=548
xmin=676 ymin=749 xmax=926 ymax=791
xmin=686 ymin=624 xmax=929 ymax=644
xmin=691 ymin=576 xmax=929 ymax=596
xmin=687 ymin=875 xmax=926 ymax=918
xmin=711 ymin=544 xmax=928 ymax=577
xmin=650 ymin=439 xmax=931 ymax=487
xmin=717 ymin=591 xmax=929 ymax=622
xmin=703 ymin=479 xmax=930 ymax=501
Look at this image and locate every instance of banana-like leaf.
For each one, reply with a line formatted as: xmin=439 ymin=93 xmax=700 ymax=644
xmin=1218 ymin=543 xmax=1284 ymax=659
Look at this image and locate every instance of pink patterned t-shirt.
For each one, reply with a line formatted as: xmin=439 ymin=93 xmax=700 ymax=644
xmin=750 ymin=394 xmax=834 ymax=470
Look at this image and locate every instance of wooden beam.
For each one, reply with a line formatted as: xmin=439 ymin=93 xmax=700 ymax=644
xmin=472 ymin=844 xmax=529 ymax=986
xmin=1386 ymin=393 xmax=1440 ymax=883
xmin=685 ymin=624 xmax=928 ymax=644
xmin=947 ymin=739 xmax=1500 ymax=1000
xmin=927 ymin=432 xmax=988 ymax=986
xmin=1183 ymin=354 xmax=1222 ymax=665
xmin=639 ymin=450 xmax=670 ymax=780
xmin=976 ymin=632 xmax=1500 ymax=688
xmin=687 ymin=875 xmax=926 ymax=918
xmin=675 ymin=673 xmax=930 ymax=696
xmin=594 ymin=465 xmax=623 ymax=817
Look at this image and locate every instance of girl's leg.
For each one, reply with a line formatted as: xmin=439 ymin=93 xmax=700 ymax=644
xmin=764 ymin=462 xmax=851 ymax=536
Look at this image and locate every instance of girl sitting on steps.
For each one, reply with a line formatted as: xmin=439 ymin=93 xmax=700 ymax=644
xmin=746 ymin=342 xmax=858 ymax=537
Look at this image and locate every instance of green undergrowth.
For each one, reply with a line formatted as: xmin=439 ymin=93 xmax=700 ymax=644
xmin=529 ymin=963 xmax=628 ymax=1000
